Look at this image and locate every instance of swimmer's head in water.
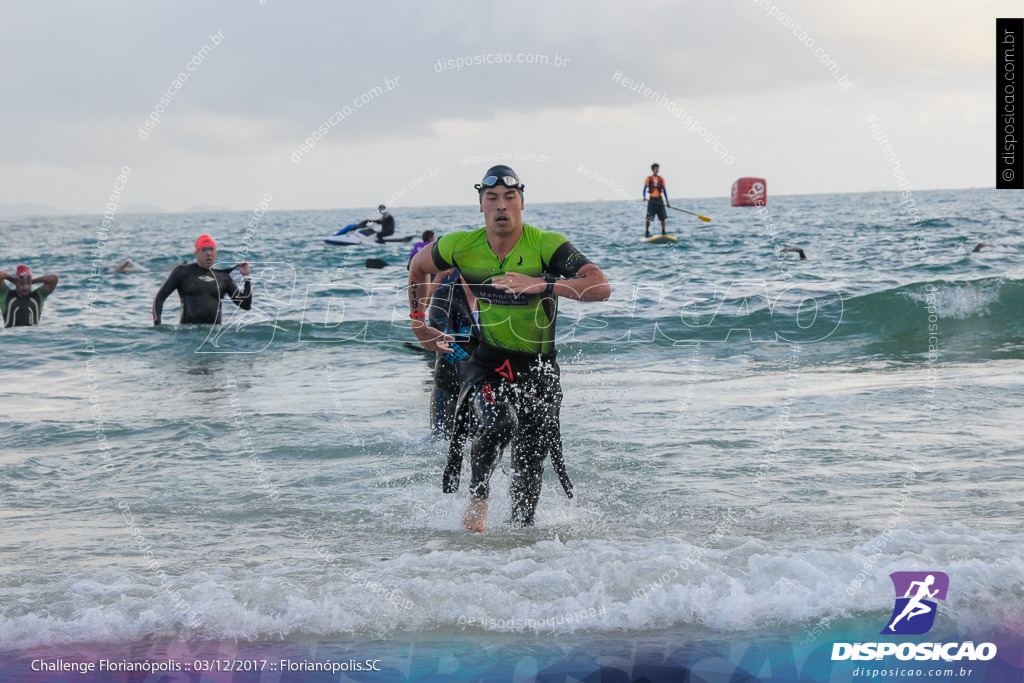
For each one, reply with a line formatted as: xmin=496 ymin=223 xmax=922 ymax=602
xmin=194 ymin=235 xmax=217 ymax=268
xmin=195 ymin=235 xmax=217 ymax=250
xmin=14 ymin=264 xmax=32 ymax=294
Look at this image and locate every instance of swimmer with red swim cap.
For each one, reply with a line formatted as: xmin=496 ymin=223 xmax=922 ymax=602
xmin=0 ymin=264 xmax=60 ymax=327
xmin=152 ymin=235 xmax=252 ymax=325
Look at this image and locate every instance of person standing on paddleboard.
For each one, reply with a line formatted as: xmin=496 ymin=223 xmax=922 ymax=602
xmin=408 ymin=164 xmax=611 ymax=532
xmin=152 ymin=234 xmax=252 ymax=325
xmin=643 ymin=163 xmax=670 ymax=238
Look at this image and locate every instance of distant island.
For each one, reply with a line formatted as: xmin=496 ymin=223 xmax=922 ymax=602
xmin=120 ymin=205 xmax=170 ymax=214
xmin=0 ymin=203 xmax=240 ymax=217
xmin=0 ymin=203 xmax=69 ymax=217
xmin=182 ymin=205 xmax=233 ymax=213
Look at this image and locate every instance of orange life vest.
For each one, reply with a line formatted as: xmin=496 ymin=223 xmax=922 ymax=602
xmin=645 ymin=175 xmax=665 ymax=199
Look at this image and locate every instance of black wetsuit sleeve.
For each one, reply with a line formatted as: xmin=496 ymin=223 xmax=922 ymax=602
xmin=153 ymin=266 xmax=185 ymax=324
xmin=431 ymin=241 xmax=454 ymax=271
xmin=223 ymin=273 xmax=253 ymax=311
xmin=429 ymin=278 xmax=474 ymax=336
xmin=547 ymin=241 xmax=593 ymax=278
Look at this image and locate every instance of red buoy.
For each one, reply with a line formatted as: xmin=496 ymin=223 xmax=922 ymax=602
xmin=731 ymin=178 xmax=767 ymax=207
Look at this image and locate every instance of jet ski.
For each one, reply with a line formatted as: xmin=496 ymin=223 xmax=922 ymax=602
xmin=323 ymin=222 xmax=417 ymax=246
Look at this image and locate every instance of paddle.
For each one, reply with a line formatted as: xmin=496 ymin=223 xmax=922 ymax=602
xmin=667 ymin=205 xmax=711 ymax=222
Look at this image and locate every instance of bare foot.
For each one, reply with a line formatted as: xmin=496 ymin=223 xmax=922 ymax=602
xmin=462 ymin=498 xmax=488 ymax=532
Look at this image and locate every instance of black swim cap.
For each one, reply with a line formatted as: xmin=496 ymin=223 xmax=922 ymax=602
xmin=476 ymin=165 xmax=525 ymax=193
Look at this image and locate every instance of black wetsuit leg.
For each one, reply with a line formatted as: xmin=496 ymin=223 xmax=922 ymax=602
xmin=461 ymin=360 xmax=562 ymax=526
xmin=507 ymin=369 xmax=562 ymax=526
xmin=467 ymin=380 xmax=518 ymax=501
xmin=443 ymin=388 xmax=476 ymax=493
xmin=431 ymin=352 xmax=463 ymax=439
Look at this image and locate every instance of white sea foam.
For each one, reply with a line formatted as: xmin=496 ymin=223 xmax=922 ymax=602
xmin=2 ymin=525 xmax=1020 ymax=650
xmin=905 ymin=278 xmax=1005 ymax=319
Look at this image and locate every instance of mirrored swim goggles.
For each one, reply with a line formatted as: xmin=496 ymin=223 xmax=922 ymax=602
xmin=475 ymin=175 xmax=525 ymax=192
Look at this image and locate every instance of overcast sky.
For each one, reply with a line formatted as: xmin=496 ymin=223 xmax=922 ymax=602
xmin=0 ymin=1 xmax=1016 ymax=213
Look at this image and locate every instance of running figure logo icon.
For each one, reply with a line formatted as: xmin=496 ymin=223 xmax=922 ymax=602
xmin=881 ymin=571 xmax=949 ymax=635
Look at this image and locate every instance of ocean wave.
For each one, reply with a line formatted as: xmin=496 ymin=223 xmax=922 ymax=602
xmin=555 ymin=277 xmax=1024 ymax=350
xmin=2 ymin=525 xmax=1020 ymax=649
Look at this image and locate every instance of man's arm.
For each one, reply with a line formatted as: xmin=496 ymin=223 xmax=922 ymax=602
xmin=226 ymin=278 xmax=253 ymax=310
xmin=152 ymin=267 xmax=183 ymax=325
xmin=643 ymin=178 xmax=649 ymax=200
xmin=408 ymin=244 xmax=453 ymax=352
xmin=553 ymin=264 xmax=611 ymax=301
xmin=225 ymin=263 xmax=253 ymax=311
xmin=34 ymin=274 xmax=59 ymax=294
xmin=490 ymin=264 xmax=611 ymax=302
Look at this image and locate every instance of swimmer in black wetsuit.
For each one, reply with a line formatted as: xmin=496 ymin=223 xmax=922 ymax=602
xmin=780 ymin=247 xmax=807 ymax=260
xmin=152 ymin=234 xmax=252 ymax=325
xmin=0 ymin=265 xmax=60 ymax=328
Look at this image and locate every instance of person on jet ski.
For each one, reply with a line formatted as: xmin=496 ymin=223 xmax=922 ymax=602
xmin=369 ymin=205 xmax=395 ymax=243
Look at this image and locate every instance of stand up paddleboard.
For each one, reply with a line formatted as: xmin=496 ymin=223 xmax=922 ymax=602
xmin=642 ymin=235 xmax=677 ymax=244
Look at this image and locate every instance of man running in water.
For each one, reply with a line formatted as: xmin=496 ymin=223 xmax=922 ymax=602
xmin=152 ymin=235 xmax=252 ymax=325
xmin=643 ymin=163 xmax=670 ymax=238
xmin=0 ymin=265 xmax=59 ymax=327
xmin=408 ymin=165 xmax=611 ymax=531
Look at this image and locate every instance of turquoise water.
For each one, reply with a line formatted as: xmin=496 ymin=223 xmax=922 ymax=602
xmin=1 ymin=188 xmax=1022 ymax=653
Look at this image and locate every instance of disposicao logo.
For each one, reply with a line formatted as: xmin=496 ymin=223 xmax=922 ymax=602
xmin=831 ymin=571 xmax=997 ymax=662
xmin=882 ymin=571 xmax=948 ymax=635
